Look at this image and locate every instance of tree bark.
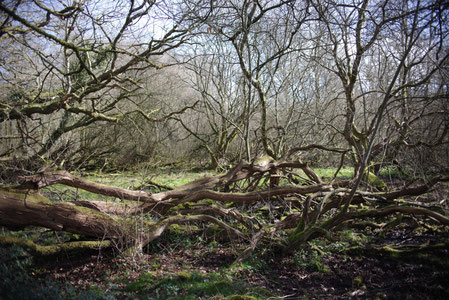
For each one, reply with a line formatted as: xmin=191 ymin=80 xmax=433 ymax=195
xmin=0 ymin=187 xmax=123 ymax=238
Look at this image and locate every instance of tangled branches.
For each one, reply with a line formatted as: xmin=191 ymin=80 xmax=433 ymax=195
xmin=1 ymin=158 xmax=448 ymax=260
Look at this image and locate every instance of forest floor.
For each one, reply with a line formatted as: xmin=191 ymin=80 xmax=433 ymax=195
xmin=1 ymin=169 xmax=449 ymax=299
xmin=25 ymin=227 xmax=449 ymax=299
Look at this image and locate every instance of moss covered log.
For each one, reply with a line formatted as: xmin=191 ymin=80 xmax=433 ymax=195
xmin=0 ymin=236 xmax=111 ymax=256
xmin=0 ymin=187 xmax=125 ymax=239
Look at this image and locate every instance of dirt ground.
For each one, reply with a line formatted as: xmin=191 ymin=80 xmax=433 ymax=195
xmin=32 ymin=231 xmax=449 ymax=299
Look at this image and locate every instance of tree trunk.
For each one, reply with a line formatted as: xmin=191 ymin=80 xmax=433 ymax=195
xmin=0 ymin=187 xmax=124 ymax=238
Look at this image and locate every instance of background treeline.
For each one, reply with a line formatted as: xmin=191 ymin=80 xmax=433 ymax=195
xmin=0 ymin=0 xmax=448 ymax=178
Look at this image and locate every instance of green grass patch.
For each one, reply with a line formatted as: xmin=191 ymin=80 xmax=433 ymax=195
xmin=312 ymin=167 xmax=354 ymax=179
xmin=377 ymin=165 xmax=410 ymax=179
xmin=123 ymin=271 xmax=269 ymax=299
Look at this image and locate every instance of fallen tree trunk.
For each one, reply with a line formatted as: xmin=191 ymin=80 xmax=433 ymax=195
xmin=1 ymin=160 xmax=448 ymax=260
xmin=16 ymin=159 xmax=321 ymax=203
xmin=18 ymin=172 xmax=157 ymax=203
xmin=0 ymin=187 xmax=248 ymax=251
xmin=0 ymin=187 xmax=126 ymax=238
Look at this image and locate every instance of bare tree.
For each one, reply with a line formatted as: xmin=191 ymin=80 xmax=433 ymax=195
xmin=311 ymin=0 xmax=449 ymax=180
xmin=176 ymin=33 xmax=259 ymax=169
xmin=205 ymin=0 xmax=313 ymax=159
xmin=0 ymin=0 xmax=209 ymax=171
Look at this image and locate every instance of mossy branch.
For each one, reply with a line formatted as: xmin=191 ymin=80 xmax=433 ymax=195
xmin=0 ymin=236 xmax=111 ymax=256
xmin=346 ymin=240 xmax=449 ymax=257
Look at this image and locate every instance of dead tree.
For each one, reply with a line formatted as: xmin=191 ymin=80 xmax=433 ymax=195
xmin=1 ymin=156 xmax=448 ymax=260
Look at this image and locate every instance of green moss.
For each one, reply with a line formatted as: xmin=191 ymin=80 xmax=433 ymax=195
xmin=340 ymin=230 xmax=370 ymax=246
xmin=378 ymin=165 xmax=409 ymax=179
xmin=169 ymin=202 xmax=194 ymax=212
xmin=122 ymin=245 xmax=143 ymax=257
xmin=0 ymin=235 xmax=111 ymax=256
xmin=1 ymin=187 xmax=52 ymax=205
xmin=177 ymin=271 xmax=193 ymax=280
xmin=365 ymin=172 xmax=387 ymax=191
xmin=352 ymin=275 xmax=363 ymax=287
xmin=201 ymin=199 xmax=216 ymax=205
xmin=248 ymin=286 xmax=275 ymax=298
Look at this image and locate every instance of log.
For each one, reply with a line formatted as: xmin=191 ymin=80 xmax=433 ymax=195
xmin=0 ymin=187 xmax=125 ymax=238
xmin=0 ymin=236 xmax=111 ymax=256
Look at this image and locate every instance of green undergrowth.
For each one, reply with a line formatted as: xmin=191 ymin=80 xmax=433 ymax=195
xmin=377 ymin=165 xmax=406 ymax=178
xmin=2 ymin=224 xmax=448 ymax=299
xmin=145 ymin=222 xmax=233 ymax=254
xmin=122 ymin=271 xmax=269 ymax=299
xmin=288 ymin=229 xmax=373 ymax=274
xmin=312 ymin=166 xmax=354 ymax=179
xmin=228 ymin=231 xmax=361 ymax=276
xmin=312 ymin=165 xmax=413 ymax=183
